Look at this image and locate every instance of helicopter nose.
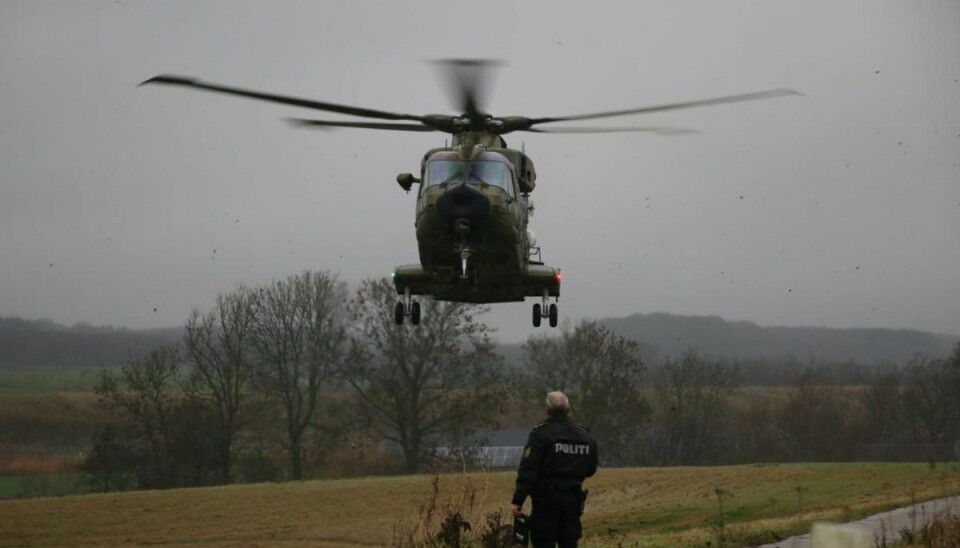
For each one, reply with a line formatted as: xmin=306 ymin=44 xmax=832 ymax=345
xmin=437 ymin=182 xmax=490 ymax=238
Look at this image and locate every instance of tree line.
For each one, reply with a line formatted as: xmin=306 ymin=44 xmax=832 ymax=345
xmin=0 ymin=317 xmax=181 ymax=366
xmin=85 ymin=272 xmax=506 ymax=489
xmin=82 ymin=270 xmax=960 ymax=491
xmin=600 ymin=312 xmax=957 ymax=364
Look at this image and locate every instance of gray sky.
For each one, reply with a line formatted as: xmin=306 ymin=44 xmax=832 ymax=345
xmin=2 ymin=0 xmax=958 ymax=342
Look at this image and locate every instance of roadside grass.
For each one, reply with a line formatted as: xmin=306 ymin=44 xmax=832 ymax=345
xmin=1 ymin=463 xmax=958 ymax=546
xmin=585 ymin=463 xmax=960 ymax=547
xmin=893 ymin=507 xmax=960 ymax=547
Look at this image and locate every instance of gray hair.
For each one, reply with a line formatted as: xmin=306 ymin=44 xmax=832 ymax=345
xmin=545 ymin=391 xmax=571 ymax=415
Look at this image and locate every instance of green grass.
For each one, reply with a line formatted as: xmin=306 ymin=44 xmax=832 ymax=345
xmin=1 ymin=463 xmax=958 ymax=546
xmin=0 ymin=474 xmax=90 ymax=500
xmin=0 ymin=475 xmax=21 ymax=498
xmin=0 ymin=365 xmax=112 ymax=397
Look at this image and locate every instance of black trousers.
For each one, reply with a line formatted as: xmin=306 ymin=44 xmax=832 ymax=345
xmin=530 ymin=490 xmax=583 ymax=548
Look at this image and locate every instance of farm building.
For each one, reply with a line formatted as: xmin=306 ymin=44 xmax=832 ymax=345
xmin=432 ymin=429 xmax=529 ymax=468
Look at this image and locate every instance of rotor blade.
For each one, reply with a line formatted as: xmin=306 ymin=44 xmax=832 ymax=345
xmin=287 ymin=118 xmax=437 ymax=132
xmin=140 ymin=75 xmax=426 ymax=122
xmin=432 ymin=59 xmax=503 ymax=118
xmin=528 ymin=88 xmax=801 ymax=125
xmin=526 ymin=126 xmax=697 ymax=135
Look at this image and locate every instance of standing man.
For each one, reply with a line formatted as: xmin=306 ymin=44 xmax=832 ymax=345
xmin=512 ymin=391 xmax=598 ymax=547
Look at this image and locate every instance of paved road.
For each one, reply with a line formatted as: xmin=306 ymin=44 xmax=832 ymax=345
xmin=754 ymin=495 xmax=960 ymax=548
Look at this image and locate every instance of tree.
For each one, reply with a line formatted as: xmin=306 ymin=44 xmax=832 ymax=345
xmin=858 ymin=367 xmax=909 ymax=445
xmin=944 ymin=342 xmax=960 ymax=442
xmin=93 ymin=345 xmax=181 ymax=487
xmin=902 ymin=355 xmax=956 ymax=445
xmin=648 ymin=349 xmax=740 ymax=465
xmin=735 ymin=394 xmax=790 ymax=463
xmin=90 ymin=344 xmax=220 ymax=489
xmin=522 ymin=321 xmax=649 ymax=465
xmin=182 ymin=286 xmax=259 ymax=483
xmin=83 ymin=422 xmax=140 ymax=492
xmin=250 ymin=270 xmax=348 ymax=480
xmin=345 ymin=278 xmax=506 ymax=473
xmin=779 ymin=370 xmax=854 ymax=460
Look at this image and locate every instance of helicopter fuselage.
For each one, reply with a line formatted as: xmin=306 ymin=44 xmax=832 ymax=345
xmin=392 ymin=137 xmax=561 ymax=306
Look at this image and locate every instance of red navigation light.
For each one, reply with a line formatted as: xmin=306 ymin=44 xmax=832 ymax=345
xmin=555 ymin=270 xmax=563 ymax=282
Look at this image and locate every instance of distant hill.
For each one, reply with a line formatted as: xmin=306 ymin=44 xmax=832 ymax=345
xmin=0 ymin=316 xmax=182 ymax=366
xmin=597 ymin=312 xmax=958 ymax=364
xmin=5 ymin=313 xmax=956 ymax=368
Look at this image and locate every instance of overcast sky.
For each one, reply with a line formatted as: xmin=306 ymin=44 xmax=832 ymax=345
xmin=2 ymin=0 xmax=958 ymax=342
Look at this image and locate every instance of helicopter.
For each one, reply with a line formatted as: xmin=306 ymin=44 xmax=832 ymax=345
xmin=141 ymin=61 xmax=797 ymax=328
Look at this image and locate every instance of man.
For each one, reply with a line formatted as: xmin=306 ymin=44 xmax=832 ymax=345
xmin=512 ymin=391 xmax=598 ymax=547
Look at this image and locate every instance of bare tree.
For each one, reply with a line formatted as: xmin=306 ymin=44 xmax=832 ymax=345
xmin=522 ymin=321 xmax=649 ymax=465
xmin=858 ymin=368 xmax=909 ymax=445
xmin=949 ymin=343 xmax=960 ymax=441
xmin=95 ymin=345 xmax=182 ymax=486
xmin=251 ymin=271 xmax=347 ymax=480
xmin=523 ymin=331 xmax=576 ymax=393
xmin=90 ymin=345 xmax=220 ymax=488
xmin=345 ymin=278 xmax=506 ymax=473
xmin=649 ymin=349 xmax=740 ymax=465
xmin=778 ymin=370 xmax=854 ymax=460
xmin=182 ymin=286 xmax=258 ymax=483
xmin=735 ymin=395 xmax=790 ymax=463
xmin=902 ymin=355 xmax=955 ymax=444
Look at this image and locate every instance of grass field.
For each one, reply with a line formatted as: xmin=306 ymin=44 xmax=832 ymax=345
xmin=0 ymin=473 xmax=88 ymax=500
xmin=1 ymin=463 xmax=959 ymax=547
xmin=0 ymin=454 xmax=87 ymax=500
xmin=0 ymin=475 xmax=19 ymax=499
xmin=0 ymin=365 xmax=110 ymax=397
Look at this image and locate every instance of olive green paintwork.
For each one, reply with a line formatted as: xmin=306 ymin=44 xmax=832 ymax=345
xmin=393 ymin=136 xmax=560 ymax=304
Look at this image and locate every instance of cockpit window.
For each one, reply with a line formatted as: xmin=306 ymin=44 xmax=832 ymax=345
xmin=424 ymin=161 xmax=512 ymax=191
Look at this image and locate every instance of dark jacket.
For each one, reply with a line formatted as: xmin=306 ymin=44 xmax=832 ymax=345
xmin=512 ymin=414 xmax=598 ymax=506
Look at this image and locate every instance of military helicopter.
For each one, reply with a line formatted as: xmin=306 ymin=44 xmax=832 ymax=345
xmin=141 ymin=61 xmax=797 ymax=328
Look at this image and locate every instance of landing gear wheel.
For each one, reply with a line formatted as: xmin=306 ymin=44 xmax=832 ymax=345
xmin=549 ymin=303 xmax=558 ymax=328
xmin=411 ymin=301 xmax=421 ymax=326
xmin=533 ymin=303 xmax=542 ymax=327
xmin=394 ymin=302 xmax=405 ymax=326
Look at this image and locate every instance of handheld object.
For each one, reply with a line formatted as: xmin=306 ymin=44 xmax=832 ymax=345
xmin=512 ymin=513 xmax=530 ymax=545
